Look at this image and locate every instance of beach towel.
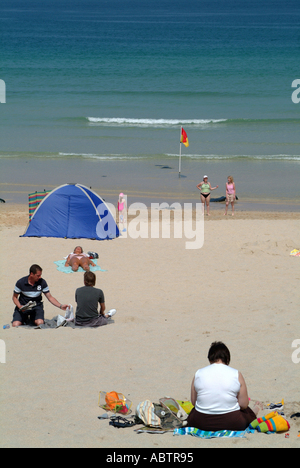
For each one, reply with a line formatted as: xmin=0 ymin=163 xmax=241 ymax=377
xmin=173 ymin=426 xmax=255 ymax=439
xmin=21 ymin=315 xmax=114 ymax=329
xmin=54 ymin=259 xmax=106 ymax=274
xmin=249 ymin=412 xmax=290 ymax=433
xmin=290 ymin=249 xmax=300 ymax=257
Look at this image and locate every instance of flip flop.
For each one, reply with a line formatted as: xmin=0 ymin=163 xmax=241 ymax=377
xmin=109 ymin=416 xmax=135 ymax=428
xmin=19 ymin=301 xmax=37 ymax=312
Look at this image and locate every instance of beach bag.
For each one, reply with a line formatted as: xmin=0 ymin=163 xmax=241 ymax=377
xmin=136 ymin=400 xmax=161 ymax=428
xmin=98 ymin=391 xmax=132 ymax=414
xmin=136 ymin=399 xmax=183 ymax=429
xmin=88 ymin=251 xmax=99 ymax=259
xmin=159 ymin=397 xmax=188 ymax=421
xmin=176 ymin=399 xmax=194 ymax=415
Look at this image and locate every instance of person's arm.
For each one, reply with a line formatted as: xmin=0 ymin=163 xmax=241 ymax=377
xmin=12 ymin=292 xmax=22 ymax=310
xmin=65 ymin=254 xmax=71 ymax=267
xmin=233 ymin=182 xmax=236 ymax=198
xmin=237 ymin=372 xmax=249 ymax=410
xmin=100 ymin=302 xmax=106 ymax=316
xmin=209 ymin=183 xmax=219 ymax=191
xmin=190 ymin=376 xmax=197 ymax=407
xmin=44 ymin=291 xmax=68 ymax=311
xmin=88 ymin=257 xmax=96 ymax=267
xmin=196 ymin=182 xmax=203 ymax=190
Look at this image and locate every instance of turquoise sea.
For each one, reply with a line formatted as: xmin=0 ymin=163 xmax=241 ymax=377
xmin=0 ymin=0 xmax=300 ymax=209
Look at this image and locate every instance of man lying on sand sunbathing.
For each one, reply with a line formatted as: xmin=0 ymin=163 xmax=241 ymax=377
xmin=12 ymin=264 xmax=68 ymax=327
xmin=65 ymin=246 xmax=96 ymax=272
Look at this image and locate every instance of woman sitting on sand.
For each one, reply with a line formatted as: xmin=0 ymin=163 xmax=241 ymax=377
xmin=65 ymin=246 xmax=96 ymax=272
xmin=187 ymin=341 xmax=263 ymax=431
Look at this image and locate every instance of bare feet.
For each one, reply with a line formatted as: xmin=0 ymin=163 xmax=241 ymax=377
xmin=252 ymin=401 xmax=264 ymax=416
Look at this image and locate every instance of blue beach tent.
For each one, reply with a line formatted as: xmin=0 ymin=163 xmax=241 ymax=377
xmin=22 ymin=183 xmax=119 ymax=240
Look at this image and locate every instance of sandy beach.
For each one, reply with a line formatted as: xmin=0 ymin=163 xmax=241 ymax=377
xmin=1 ymin=203 xmax=300 ymax=449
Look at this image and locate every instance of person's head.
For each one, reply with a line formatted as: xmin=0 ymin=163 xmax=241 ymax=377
xmin=203 ymin=175 xmax=208 ymax=181
xmin=208 ymin=341 xmax=231 ymax=365
xmin=227 ymin=176 xmax=234 ymax=184
xmin=84 ymin=271 xmax=96 ymax=287
xmin=29 ymin=264 xmax=42 ymax=283
xmin=74 ymin=246 xmax=83 ymax=254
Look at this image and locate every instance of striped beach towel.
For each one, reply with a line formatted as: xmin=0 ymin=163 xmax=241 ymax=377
xmin=173 ymin=426 xmax=255 ymax=439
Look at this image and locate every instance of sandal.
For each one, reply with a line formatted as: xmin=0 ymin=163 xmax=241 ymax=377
xmin=109 ymin=416 xmax=136 ymax=428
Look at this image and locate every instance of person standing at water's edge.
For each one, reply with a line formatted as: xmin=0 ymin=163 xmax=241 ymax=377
xmin=197 ymin=175 xmax=218 ymax=216
xmin=224 ymin=176 xmax=236 ymax=216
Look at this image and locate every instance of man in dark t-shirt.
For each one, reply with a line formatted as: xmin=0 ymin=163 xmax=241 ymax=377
xmin=75 ymin=271 xmax=116 ymax=327
xmin=12 ymin=264 xmax=68 ymax=327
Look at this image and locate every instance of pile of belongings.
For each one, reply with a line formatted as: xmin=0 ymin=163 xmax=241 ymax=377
xmin=134 ymin=398 xmax=190 ymax=433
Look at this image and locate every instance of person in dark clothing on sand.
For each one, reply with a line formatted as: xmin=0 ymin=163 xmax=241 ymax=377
xmin=12 ymin=264 xmax=68 ymax=327
xmin=75 ymin=271 xmax=116 ymax=327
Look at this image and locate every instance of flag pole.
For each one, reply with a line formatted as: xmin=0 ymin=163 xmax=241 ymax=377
xmin=179 ymin=126 xmax=182 ymax=178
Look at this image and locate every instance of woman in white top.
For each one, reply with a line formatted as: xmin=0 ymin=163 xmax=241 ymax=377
xmin=187 ymin=342 xmax=262 ymax=431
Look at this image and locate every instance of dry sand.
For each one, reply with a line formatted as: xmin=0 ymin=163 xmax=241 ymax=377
xmin=0 ymin=203 xmax=300 ymax=449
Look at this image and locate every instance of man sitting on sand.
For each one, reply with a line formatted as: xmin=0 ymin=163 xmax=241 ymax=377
xmin=12 ymin=264 xmax=68 ymax=327
xmin=75 ymin=271 xmax=116 ymax=327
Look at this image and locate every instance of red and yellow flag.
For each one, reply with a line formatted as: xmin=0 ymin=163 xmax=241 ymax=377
xmin=180 ymin=127 xmax=189 ymax=147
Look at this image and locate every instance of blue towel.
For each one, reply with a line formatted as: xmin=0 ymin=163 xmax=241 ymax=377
xmin=173 ymin=426 xmax=255 ymax=439
xmin=54 ymin=259 xmax=106 ymax=274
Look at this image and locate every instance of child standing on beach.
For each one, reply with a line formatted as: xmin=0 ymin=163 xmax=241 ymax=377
xmin=224 ymin=176 xmax=236 ymax=216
